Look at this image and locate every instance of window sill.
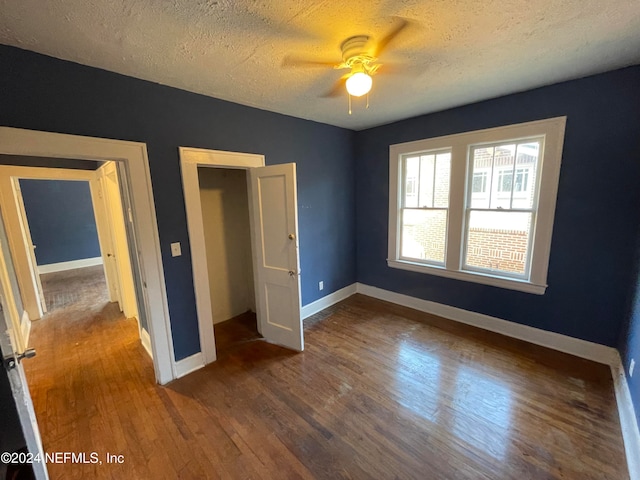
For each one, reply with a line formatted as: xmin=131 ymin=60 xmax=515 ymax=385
xmin=387 ymin=259 xmax=547 ymax=295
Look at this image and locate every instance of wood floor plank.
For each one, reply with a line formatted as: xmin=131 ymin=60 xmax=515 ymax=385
xmin=23 ymin=267 xmax=630 ymax=479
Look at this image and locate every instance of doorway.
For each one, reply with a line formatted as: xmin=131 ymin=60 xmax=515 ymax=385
xmin=0 ymin=127 xmax=175 ymax=479
xmin=4 ymin=164 xmax=151 ymax=351
xmin=17 ymin=178 xmax=105 ymax=312
xmin=0 ymin=127 xmax=174 ymax=384
xmin=180 ymin=147 xmax=304 ymax=373
xmin=198 ymin=167 xmax=259 ymax=355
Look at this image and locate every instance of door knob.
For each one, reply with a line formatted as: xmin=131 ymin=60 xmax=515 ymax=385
xmin=288 ymin=234 xmax=295 ymax=240
xmin=288 ymin=270 xmax=296 ymax=276
xmin=4 ymin=348 xmax=36 ymax=370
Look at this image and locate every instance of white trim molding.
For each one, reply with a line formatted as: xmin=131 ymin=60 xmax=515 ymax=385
xmin=388 ymin=117 xmax=566 ymax=295
xmin=301 ymin=284 xmax=358 ymax=319
xmin=140 ymin=328 xmax=153 ymax=360
xmin=611 ymin=353 xmax=640 ymax=480
xmin=175 ymin=352 xmax=205 ymax=379
xmin=0 ymin=127 xmax=176 ymax=385
xmin=387 ymin=260 xmax=547 ymax=294
xmin=38 ymin=256 xmax=103 ymax=274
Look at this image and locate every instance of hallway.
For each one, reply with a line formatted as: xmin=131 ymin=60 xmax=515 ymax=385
xmin=24 ymin=266 xmax=153 ymax=479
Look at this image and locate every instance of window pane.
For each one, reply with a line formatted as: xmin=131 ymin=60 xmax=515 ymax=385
xmin=472 ymin=172 xmax=487 ymax=193
xmin=464 ymin=211 xmax=532 ymax=276
xmin=497 ymin=170 xmax=512 ymax=192
xmin=511 ymin=142 xmax=539 ymax=209
xmin=434 ymin=152 xmax=451 ymax=208
xmin=419 ymin=154 xmax=435 ymax=207
xmin=404 ymin=156 xmax=419 ymax=208
xmin=471 ymin=141 xmax=540 ymax=211
xmin=469 ymin=147 xmax=493 ymax=208
xmin=401 ymin=209 xmax=447 ymax=263
xmin=490 ymin=144 xmax=515 ymax=209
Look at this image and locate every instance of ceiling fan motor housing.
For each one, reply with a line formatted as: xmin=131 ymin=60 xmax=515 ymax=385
xmin=340 ymin=35 xmax=372 ymax=63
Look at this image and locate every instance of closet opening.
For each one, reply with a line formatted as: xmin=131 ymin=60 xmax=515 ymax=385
xmin=198 ymin=167 xmax=259 ymax=355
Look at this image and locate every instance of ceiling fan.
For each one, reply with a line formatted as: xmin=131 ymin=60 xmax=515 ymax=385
xmin=283 ymin=17 xmax=411 ymax=114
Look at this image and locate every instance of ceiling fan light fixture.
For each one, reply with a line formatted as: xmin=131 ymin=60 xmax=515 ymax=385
xmin=346 ymin=72 xmax=372 ymax=97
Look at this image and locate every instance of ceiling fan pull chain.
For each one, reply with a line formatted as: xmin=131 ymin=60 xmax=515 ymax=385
xmin=366 ymin=92 xmax=369 ymax=109
xmin=348 ymin=94 xmax=352 ymax=115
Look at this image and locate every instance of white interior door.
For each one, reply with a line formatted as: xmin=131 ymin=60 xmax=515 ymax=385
xmin=97 ymin=164 xmax=124 ymax=311
xmin=0 ymin=238 xmax=27 ymax=354
xmin=249 ymin=163 xmax=303 ymax=351
xmin=12 ymin=179 xmax=47 ymax=315
xmin=103 ymin=166 xmax=138 ymax=320
xmin=97 ymin=163 xmax=139 ymax=321
xmin=0 ymin=216 xmax=48 ymax=480
xmin=90 ymin=176 xmax=121 ymax=305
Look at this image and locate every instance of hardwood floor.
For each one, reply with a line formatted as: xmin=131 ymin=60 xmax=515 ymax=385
xmin=39 ymin=265 xmax=109 ymax=313
xmin=24 ymin=274 xmax=629 ymax=479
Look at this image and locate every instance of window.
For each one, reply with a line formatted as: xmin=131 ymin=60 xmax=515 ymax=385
xmin=399 ymin=151 xmax=451 ymax=264
xmin=515 ymin=168 xmax=529 ymax=192
xmin=472 ymin=171 xmax=487 ymax=193
xmin=388 ymin=117 xmax=566 ymax=294
xmin=497 ymin=169 xmax=513 ymax=193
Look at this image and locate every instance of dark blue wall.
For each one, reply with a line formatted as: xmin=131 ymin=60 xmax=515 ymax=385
xmin=0 ymin=45 xmax=356 ymax=361
xmin=620 ymin=227 xmax=640 ymax=433
xmin=20 ymin=179 xmax=101 ymax=265
xmin=355 ymin=66 xmax=640 ymax=348
xmin=0 ymin=154 xmax=101 ymax=170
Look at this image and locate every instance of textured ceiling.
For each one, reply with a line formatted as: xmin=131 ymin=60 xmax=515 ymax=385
xmin=1 ymin=0 xmax=639 ymax=130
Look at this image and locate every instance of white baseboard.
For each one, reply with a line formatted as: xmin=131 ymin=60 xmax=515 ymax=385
xmin=611 ymin=354 xmax=640 ymax=480
xmin=174 ymin=352 xmax=205 ymax=379
xmin=140 ymin=328 xmax=153 ymax=359
xmin=38 ymin=256 xmax=103 ymax=274
xmin=356 ymin=283 xmax=618 ymax=366
xmin=301 ymin=283 xmax=358 ymax=319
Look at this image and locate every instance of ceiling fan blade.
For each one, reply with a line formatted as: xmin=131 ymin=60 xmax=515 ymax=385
xmin=376 ymin=62 xmax=413 ymax=75
xmin=321 ymin=75 xmax=349 ymax=98
xmin=374 ymin=17 xmax=410 ymax=57
xmin=282 ymin=55 xmax=339 ymax=68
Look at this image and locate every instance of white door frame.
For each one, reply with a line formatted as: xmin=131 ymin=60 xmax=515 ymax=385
xmin=179 ymin=147 xmax=264 ymax=368
xmin=0 ymin=127 xmax=175 ymax=384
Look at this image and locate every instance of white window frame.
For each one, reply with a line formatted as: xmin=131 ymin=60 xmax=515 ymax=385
xmin=398 ymin=150 xmax=452 ymax=266
xmin=388 ymin=117 xmax=566 ymax=295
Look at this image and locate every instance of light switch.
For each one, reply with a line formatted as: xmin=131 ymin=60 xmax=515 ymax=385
xmin=170 ymin=242 xmax=182 ymax=257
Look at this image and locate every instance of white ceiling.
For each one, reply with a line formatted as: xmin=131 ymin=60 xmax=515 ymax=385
xmin=1 ymin=0 xmax=639 ymax=130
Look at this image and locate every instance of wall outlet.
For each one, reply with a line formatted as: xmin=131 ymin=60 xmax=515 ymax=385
xmin=630 ymin=358 xmax=635 ymax=378
xmin=170 ymin=242 xmax=182 ymax=257
xmin=319 ymin=281 xmax=324 ymax=291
